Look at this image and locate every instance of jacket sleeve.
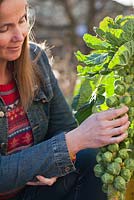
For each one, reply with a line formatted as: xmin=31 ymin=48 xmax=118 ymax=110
xmin=0 ymin=133 xmax=76 ymax=192
xmin=32 ymin=42 xmax=78 ymax=138
xmin=0 ymin=44 xmax=77 ymax=193
xmin=47 ymin=69 xmax=78 ymax=138
xmin=43 ymin=55 xmax=78 ymax=138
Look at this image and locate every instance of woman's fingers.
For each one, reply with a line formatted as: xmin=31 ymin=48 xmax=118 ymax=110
xmin=73 ymin=105 xmax=129 ymax=149
xmin=26 ymin=181 xmax=45 ymax=186
xmin=106 ymin=114 xmax=129 ymax=128
xmin=109 ymin=132 xmax=128 ymax=144
xmin=108 ymin=121 xmax=130 ymax=137
xmin=98 ymin=106 xmax=128 ymax=121
xmin=26 ymin=176 xmax=57 ymax=186
xmin=36 ymin=176 xmax=57 ymax=186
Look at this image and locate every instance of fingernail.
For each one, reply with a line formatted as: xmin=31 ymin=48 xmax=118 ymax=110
xmin=36 ymin=175 xmax=41 ymax=179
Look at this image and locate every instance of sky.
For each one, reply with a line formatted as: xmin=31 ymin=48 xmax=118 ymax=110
xmin=113 ymin=0 xmax=134 ymax=6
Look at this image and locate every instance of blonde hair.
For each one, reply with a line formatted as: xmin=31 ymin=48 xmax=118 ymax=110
xmin=13 ymin=37 xmax=40 ymax=111
xmin=0 ymin=0 xmax=40 ymax=111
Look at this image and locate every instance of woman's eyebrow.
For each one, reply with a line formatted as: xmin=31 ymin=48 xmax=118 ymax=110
xmin=0 ymin=13 xmax=27 ymax=27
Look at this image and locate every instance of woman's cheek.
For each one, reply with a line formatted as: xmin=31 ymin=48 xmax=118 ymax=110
xmin=0 ymin=35 xmax=10 ymax=48
xmin=22 ymin=23 xmax=29 ymax=38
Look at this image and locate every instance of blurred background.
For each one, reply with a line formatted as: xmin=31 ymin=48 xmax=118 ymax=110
xmin=29 ymin=0 xmax=134 ymax=102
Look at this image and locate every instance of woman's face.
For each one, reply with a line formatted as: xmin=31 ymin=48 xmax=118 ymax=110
xmin=0 ymin=0 xmax=28 ymax=63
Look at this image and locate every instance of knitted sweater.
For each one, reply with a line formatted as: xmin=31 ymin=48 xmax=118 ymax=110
xmin=0 ymin=80 xmax=33 ymax=199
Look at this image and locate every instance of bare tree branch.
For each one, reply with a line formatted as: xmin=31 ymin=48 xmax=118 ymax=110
xmin=55 ymin=0 xmax=77 ymax=45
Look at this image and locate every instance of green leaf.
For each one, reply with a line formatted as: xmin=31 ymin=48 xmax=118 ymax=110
xmin=114 ymin=15 xmax=123 ymax=24
xmin=75 ymin=51 xmax=108 ymax=66
xmin=108 ymin=40 xmax=134 ymax=69
xmin=75 ymin=51 xmax=87 ymax=62
xmin=104 ymin=73 xmax=115 ymax=97
xmin=121 ymin=19 xmax=134 ymax=41
xmin=77 ymin=66 xmax=93 ymax=76
xmin=105 ymin=29 xmax=124 ymax=46
xmin=99 ymin=17 xmax=115 ymax=32
xmin=83 ymin=33 xmax=111 ymax=50
xmin=117 ymin=15 xmax=134 ymax=26
xmin=73 ymin=78 xmax=93 ymax=110
xmin=77 ymin=65 xmax=84 ymax=73
xmin=76 ymin=52 xmax=111 ymax=75
xmin=71 ymin=94 xmax=80 ymax=111
xmin=84 ymin=53 xmax=108 ymax=66
xmin=121 ymin=19 xmax=134 ymax=33
xmin=93 ymin=27 xmax=106 ymax=39
xmin=75 ymin=99 xmax=95 ymax=124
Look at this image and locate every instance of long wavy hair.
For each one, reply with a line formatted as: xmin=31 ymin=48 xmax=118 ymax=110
xmin=0 ymin=0 xmax=40 ymax=111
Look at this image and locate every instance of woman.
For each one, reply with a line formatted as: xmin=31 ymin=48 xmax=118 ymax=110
xmin=0 ymin=0 xmax=129 ymax=199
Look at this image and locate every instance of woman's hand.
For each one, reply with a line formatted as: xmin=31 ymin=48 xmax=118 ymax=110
xmin=66 ymin=106 xmax=130 ymax=154
xmin=26 ymin=176 xmax=57 ymax=186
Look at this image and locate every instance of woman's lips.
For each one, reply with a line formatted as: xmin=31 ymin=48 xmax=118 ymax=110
xmin=8 ymin=46 xmax=21 ymax=50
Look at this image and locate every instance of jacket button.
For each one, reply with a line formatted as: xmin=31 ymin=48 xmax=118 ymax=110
xmin=42 ymin=99 xmax=46 ymax=103
xmin=0 ymin=111 xmax=5 ymax=117
xmin=65 ymin=167 xmax=70 ymax=173
xmin=1 ymin=142 xmax=6 ymax=147
xmin=1 ymin=142 xmax=7 ymax=150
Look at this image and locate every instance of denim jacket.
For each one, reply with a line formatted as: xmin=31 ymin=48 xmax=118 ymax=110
xmin=0 ymin=43 xmax=77 ymax=193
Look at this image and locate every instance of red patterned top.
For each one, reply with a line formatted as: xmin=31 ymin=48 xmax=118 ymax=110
xmin=0 ymin=80 xmax=34 ymax=199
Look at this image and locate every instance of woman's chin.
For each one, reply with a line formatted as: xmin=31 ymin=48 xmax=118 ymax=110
xmin=6 ymin=47 xmax=22 ymax=61
xmin=7 ymin=52 xmax=22 ymax=61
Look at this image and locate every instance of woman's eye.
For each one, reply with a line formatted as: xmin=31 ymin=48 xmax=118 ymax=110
xmin=19 ymin=15 xmax=27 ymax=24
xmin=0 ymin=26 xmax=8 ymax=33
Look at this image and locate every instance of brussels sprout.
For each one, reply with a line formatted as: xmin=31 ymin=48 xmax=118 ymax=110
xmin=96 ymin=152 xmax=102 ymax=163
xmin=107 ymin=144 xmax=119 ymax=152
xmin=107 ymin=184 xmax=120 ymax=200
xmin=113 ymin=176 xmax=126 ymax=192
xmin=107 ymin=184 xmax=120 ymax=199
xmin=129 ymin=107 xmax=134 ymax=117
xmin=120 ymin=95 xmax=131 ymax=106
xmin=102 ymin=151 xmax=113 ymax=163
xmin=114 ymin=157 xmax=122 ymax=164
xmin=106 ymin=95 xmax=119 ymax=108
xmin=107 ymin=162 xmax=121 ymax=175
xmin=130 ymin=95 xmax=134 ymax=106
xmin=119 ymin=139 xmax=130 ymax=149
xmin=129 ymin=117 xmax=134 ymax=124
xmin=102 ymin=184 xmax=108 ymax=193
xmin=124 ymin=75 xmax=133 ymax=84
xmin=128 ymin=128 xmax=134 ymax=138
xmin=101 ymin=173 xmax=114 ymax=184
xmin=97 ymin=84 xmax=105 ymax=94
xmin=124 ymin=158 xmax=134 ymax=170
xmin=129 ymin=138 xmax=134 ymax=145
xmin=114 ymin=84 xmax=125 ymax=95
xmin=96 ymin=95 xmax=105 ymax=105
xmin=114 ymin=80 xmax=124 ymax=86
xmin=129 ymin=138 xmax=133 ymax=145
xmin=118 ymin=68 xmax=127 ymax=76
xmin=127 ymin=86 xmax=134 ymax=95
xmin=120 ymin=168 xmax=131 ymax=182
xmin=130 ymin=66 xmax=134 ymax=74
xmin=118 ymin=149 xmax=129 ymax=160
xmin=94 ymin=164 xmax=104 ymax=177
xmin=100 ymin=147 xmax=107 ymax=153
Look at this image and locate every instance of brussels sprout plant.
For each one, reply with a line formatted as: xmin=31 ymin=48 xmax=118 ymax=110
xmin=73 ymin=15 xmax=134 ymax=200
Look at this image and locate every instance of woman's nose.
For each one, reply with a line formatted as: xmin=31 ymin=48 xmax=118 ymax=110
xmin=11 ymin=28 xmax=24 ymax=42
